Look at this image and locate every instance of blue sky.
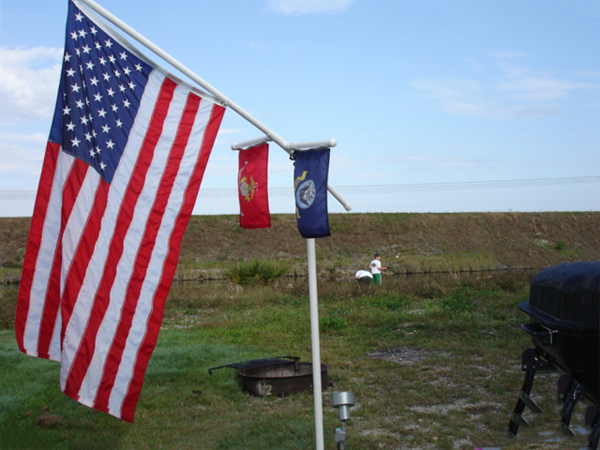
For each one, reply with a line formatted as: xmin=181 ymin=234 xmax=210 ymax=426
xmin=0 ymin=0 xmax=599 ymax=217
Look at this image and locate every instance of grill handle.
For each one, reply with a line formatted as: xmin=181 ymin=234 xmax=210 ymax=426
xmin=521 ymin=322 xmax=558 ymax=346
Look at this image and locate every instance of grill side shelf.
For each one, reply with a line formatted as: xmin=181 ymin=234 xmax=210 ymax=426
xmin=521 ymin=322 xmax=558 ymax=346
xmin=518 ymin=302 xmax=597 ymax=333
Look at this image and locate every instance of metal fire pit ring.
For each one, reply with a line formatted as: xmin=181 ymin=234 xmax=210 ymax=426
xmin=208 ymin=356 xmax=328 ymax=397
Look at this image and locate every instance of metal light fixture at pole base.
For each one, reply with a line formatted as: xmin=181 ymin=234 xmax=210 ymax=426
xmin=332 ymin=392 xmax=355 ymax=449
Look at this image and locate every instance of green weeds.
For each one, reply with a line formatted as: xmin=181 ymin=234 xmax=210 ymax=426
xmin=440 ymin=287 xmax=478 ymax=312
xmin=0 ymin=287 xmax=18 ymax=330
xmin=0 ymin=270 xmax=591 ymax=449
xmin=1 ymin=210 xmax=598 ymax=449
xmin=319 ymin=316 xmax=348 ymax=332
xmin=224 ymin=258 xmax=290 ymax=285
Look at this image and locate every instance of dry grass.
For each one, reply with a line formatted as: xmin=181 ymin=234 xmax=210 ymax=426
xmin=0 ymin=212 xmax=598 ymax=449
xmin=2 ymin=212 xmax=598 ymax=277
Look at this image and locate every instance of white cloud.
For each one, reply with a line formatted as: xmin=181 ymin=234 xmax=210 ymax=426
xmin=388 ymin=152 xmax=488 ymax=171
xmin=0 ymin=132 xmax=45 ymax=188
xmin=0 ymin=46 xmax=62 ymax=123
xmin=412 ymin=54 xmax=600 ymax=119
xmin=497 ymin=77 xmax=599 ymax=103
xmin=412 ymin=78 xmax=506 ymax=118
xmin=267 ymin=0 xmax=355 ymax=15
xmin=577 ymin=70 xmax=600 ymax=78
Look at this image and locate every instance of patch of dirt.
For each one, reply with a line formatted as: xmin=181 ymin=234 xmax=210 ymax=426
xmin=408 ymin=398 xmax=502 ymax=415
xmin=367 ymin=346 xmax=450 ymax=364
xmin=360 ymin=427 xmax=402 ymax=440
xmin=35 ymin=413 xmax=67 ymax=428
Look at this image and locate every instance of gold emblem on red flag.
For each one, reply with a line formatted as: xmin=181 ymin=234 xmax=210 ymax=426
xmin=239 ymin=176 xmax=257 ymax=202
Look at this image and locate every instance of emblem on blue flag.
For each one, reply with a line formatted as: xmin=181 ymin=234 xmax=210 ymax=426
xmin=293 ymin=148 xmax=331 ymax=238
xmin=296 ymin=179 xmax=316 ymax=209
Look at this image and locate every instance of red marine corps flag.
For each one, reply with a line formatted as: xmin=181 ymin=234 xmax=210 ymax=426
xmin=237 ymin=143 xmax=271 ymax=229
xmin=15 ymin=1 xmax=224 ymax=422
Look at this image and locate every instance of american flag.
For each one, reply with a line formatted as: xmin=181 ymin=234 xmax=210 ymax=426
xmin=15 ymin=0 xmax=225 ymax=422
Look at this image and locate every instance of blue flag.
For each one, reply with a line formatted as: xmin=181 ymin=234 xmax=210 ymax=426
xmin=294 ymin=148 xmax=331 ymax=238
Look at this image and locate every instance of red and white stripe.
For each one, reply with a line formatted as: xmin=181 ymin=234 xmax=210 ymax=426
xmin=15 ymin=70 xmax=224 ymax=422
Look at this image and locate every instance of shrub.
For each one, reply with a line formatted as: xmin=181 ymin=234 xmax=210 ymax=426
xmin=225 ymin=258 xmax=290 ymax=285
xmin=441 ymin=288 xmax=477 ymax=313
xmin=372 ymin=294 xmax=412 ymax=310
xmin=0 ymin=289 xmax=18 ymax=330
xmin=319 ymin=316 xmax=348 ymax=332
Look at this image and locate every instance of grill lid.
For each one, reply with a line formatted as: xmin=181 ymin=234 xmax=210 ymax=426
xmin=522 ymin=261 xmax=600 ymax=332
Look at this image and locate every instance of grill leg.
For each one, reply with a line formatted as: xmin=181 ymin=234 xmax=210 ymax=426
xmin=508 ymin=348 xmax=554 ymax=436
xmin=508 ymin=370 xmax=537 ymax=435
xmin=585 ymin=406 xmax=599 ymax=450
xmin=559 ymin=376 xmax=582 ymax=436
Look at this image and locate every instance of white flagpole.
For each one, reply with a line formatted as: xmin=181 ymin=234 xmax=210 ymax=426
xmin=306 ymin=237 xmax=324 ymax=450
xmin=74 ymin=2 xmax=346 ymax=447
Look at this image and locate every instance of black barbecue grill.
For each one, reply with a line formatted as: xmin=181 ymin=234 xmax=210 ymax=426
xmin=508 ymin=261 xmax=600 ymax=449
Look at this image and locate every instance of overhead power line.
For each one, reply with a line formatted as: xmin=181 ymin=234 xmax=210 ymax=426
xmin=331 ymin=175 xmax=600 ymax=196
xmin=0 ymin=176 xmax=598 ymax=200
xmin=0 ymin=190 xmax=38 ymax=200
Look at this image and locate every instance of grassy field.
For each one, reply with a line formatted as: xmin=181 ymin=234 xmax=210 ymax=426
xmin=0 ymin=212 xmax=598 ymax=449
xmin=2 ymin=211 xmax=600 ymax=278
